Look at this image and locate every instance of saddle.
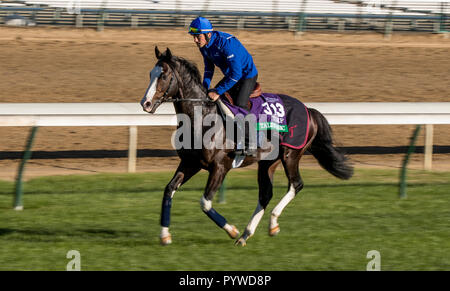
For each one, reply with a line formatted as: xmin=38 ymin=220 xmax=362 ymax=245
xmin=223 ymin=82 xmax=262 ymax=110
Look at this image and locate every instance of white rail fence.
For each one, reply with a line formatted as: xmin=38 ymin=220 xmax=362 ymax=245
xmin=1 ymin=102 xmax=449 ymax=172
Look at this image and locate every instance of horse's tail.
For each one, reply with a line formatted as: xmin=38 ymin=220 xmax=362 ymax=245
xmin=307 ymin=108 xmax=353 ymax=180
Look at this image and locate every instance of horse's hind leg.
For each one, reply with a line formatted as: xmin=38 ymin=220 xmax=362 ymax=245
xmin=269 ymin=148 xmax=304 ymax=236
xmin=201 ymin=164 xmax=240 ymax=240
xmin=235 ymin=159 xmax=280 ymax=246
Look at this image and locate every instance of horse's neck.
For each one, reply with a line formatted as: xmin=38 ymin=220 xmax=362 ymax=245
xmin=174 ymin=84 xmax=216 ymax=118
xmin=173 ymin=82 xmax=225 ymax=152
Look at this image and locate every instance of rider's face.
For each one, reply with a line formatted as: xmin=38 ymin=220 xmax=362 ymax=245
xmin=193 ymin=33 xmax=210 ymax=48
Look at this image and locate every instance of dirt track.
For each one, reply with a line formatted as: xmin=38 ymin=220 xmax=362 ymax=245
xmin=0 ymin=27 xmax=449 ymax=180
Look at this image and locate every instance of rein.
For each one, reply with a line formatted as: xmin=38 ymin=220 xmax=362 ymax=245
xmin=163 ymin=62 xmax=215 ymax=104
xmin=167 ymin=98 xmax=214 ymax=103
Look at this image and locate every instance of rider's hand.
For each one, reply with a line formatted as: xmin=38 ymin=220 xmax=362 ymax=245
xmin=208 ymin=91 xmax=220 ymax=102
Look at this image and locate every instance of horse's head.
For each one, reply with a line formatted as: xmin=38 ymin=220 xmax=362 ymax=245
xmin=140 ymin=47 xmax=180 ymax=113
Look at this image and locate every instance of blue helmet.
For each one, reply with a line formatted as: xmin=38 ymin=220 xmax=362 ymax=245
xmin=188 ymin=17 xmax=213 ymax=35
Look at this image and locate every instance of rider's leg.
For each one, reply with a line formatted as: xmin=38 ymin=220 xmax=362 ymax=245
xmin=231 ymin=74 xmax=257 ymax=111
xmin=231 ymin=75 xmax=258 ymax=156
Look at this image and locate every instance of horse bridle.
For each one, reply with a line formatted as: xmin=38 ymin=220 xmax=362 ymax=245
xmin=159 ymin=61 xmax=215 ymax=105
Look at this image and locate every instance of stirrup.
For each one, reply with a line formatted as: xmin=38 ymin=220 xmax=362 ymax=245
xmin=236 ymin=148 xmax=257 ymax=157
xmin=245 ymin=148 xmax=257 ymax=157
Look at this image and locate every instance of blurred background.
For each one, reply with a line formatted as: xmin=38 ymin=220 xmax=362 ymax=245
xmin=0 ymin=0 xmax=449 ymax=179
xmin=0 ymin=0 xmax=449 ymax=32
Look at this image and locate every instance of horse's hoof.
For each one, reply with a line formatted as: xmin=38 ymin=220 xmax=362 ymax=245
xmin=269 ymin=225 xmax=280 ymax=236
xmin=160 ymin=234 xmax=172 ymax=246
xmin=226 ymin=225 xmax=240 ymax=239
xmin=234 ymin=237 xmax=247 ymax=247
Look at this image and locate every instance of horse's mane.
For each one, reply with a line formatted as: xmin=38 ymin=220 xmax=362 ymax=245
xmin=171 ymin=56 xmax=205 ymax=92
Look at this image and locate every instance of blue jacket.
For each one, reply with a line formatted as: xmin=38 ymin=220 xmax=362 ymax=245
xmin=200 ymin=31 xmax=258 ymax=95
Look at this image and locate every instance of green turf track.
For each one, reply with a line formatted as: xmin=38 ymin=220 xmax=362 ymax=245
xmin=0 ymin=168 xmax=449 ymax=270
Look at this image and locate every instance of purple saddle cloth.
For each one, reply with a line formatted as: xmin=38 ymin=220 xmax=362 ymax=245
xmin=219 ymin=93 xmax=288 ymax=132
xmin=219 ymin=93 xmax=310 ymax=149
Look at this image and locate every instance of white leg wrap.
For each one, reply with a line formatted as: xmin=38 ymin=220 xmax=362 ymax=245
xmin=245 ymin=203 xmax=265 ymax=237
xmin=200 ymin=196 xmax=212 ymax=212
xmin=160 ymin=226 xmax=170 ymax=238
xmin=223 ymin=224 xmax=233 ymax=232
xmin=271 ymin=185 xmax=296 ymax=224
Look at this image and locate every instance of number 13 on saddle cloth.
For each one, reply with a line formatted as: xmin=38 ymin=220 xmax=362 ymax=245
xmin=219 ymin=92 xmax=310 ymax=149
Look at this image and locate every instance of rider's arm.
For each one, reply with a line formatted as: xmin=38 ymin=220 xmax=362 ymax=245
xmin=213 ymin=41 xmax=243 ymax=96
xmin=202 ymin=53 xmax=215 ymax=90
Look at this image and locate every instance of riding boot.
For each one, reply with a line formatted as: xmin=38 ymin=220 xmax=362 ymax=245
xmin=217 ymin=99 xmax=257 ymax=157
xmin=235 ymin=117 xmax=257 ymax=157
xmin=243 ymin=121 xmax=257 ymax=157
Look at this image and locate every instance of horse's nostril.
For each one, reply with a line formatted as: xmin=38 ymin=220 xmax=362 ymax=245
xmin=142 ymin=100 xmax=152 ymax=112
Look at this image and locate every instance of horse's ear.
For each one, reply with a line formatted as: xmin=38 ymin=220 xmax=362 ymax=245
xmin=165 ymin=47 xmax=172 ymax=60
xmin=155 ymin=46 xmax=162 ymax=59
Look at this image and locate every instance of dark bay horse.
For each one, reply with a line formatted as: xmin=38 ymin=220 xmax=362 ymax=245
xmin=140 ymin=47 xmax=353 ymax=246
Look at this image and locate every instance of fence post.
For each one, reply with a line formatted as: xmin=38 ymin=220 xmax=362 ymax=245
xmin=424 ymin=124 xmax=434 ymax=170
xmin=53 ymin=8 xmax=61 ymax=25
xmin=128 ymin=126 xmax=138 ymax=173
xmin=296 ymin=12 xmax=306 ymax=36
xmin=439 ymin=1 xmax=448 ymax=33
xmin=76 ymin=13 xmax=83 ymax=28
xmin=14 ymin=126 xmax=39 ymax=210
xmin=384 ymin=19 xmax=393 ymax=40
xmin=338 ymin=19 xmax=346 ymax=32
xmin=237 ymin=18 xmax=245 ymax=30
xmin=295 ymin=0 xmax=308 ymax=37
xmin=131 ymin=15 xmax=139 ymax=28
xmin=97 ymin=10 xmax=107 ymax=31
xmin=399 ymin=125 xmax=421 ymax=199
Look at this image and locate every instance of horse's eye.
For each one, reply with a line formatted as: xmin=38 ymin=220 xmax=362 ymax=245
xmin=162 ymin=74 xmax=167 ymax=80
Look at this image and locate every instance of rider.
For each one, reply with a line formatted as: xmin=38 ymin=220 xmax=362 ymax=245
xmin=188 ymin=16 xmax=258 ymax=156
xmin=188 ymin=16 xmax=258 ymax=112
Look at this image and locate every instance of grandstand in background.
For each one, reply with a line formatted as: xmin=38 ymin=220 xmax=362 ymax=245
xmin=0 ymin=0 xmax=448 ymax=33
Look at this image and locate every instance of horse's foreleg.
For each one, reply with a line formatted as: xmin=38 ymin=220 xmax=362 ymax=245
xmin=160 ymin=163 xmax=200 ymax=245
xmin=236 ymin=160 xmax=280 ymax=246
xmin=201 ymin=165 xmax=239 ymax=240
